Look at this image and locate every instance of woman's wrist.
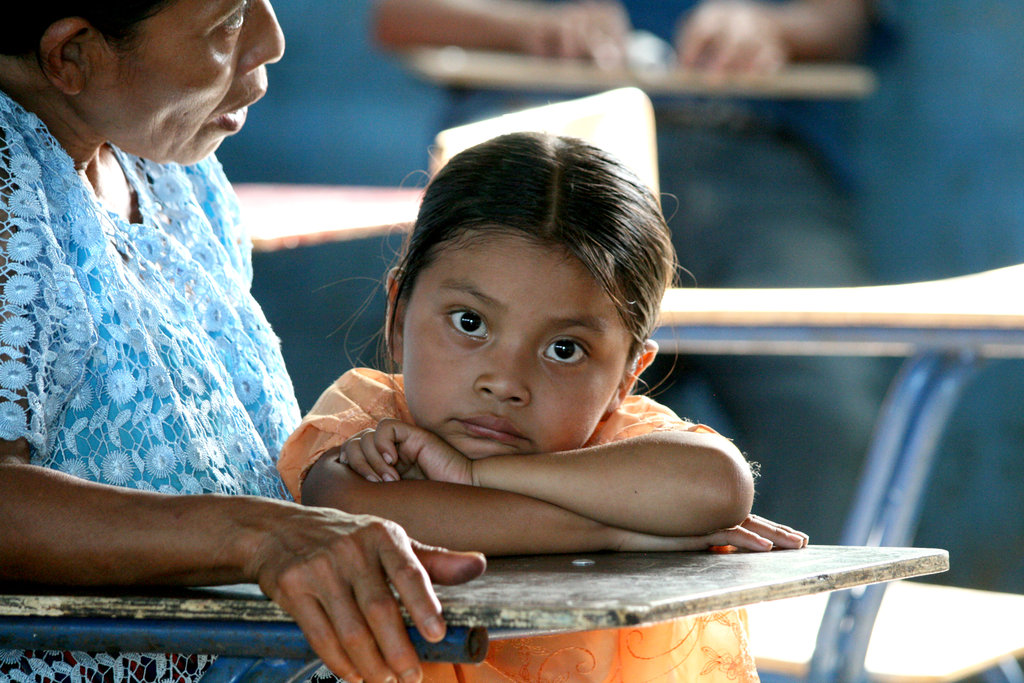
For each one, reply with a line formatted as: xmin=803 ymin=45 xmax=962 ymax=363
xmin=220 ymin=494 xmax=309 ymax=585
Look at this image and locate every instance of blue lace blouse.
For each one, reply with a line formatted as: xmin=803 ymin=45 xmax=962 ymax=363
xmin=0 ymin=89 xmax=300 ymax=499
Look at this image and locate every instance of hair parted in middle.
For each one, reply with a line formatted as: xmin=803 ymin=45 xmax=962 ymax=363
xmin=388 ymin=131 xmax=678 ymax=360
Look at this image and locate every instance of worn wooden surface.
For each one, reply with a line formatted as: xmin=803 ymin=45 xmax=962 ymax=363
xmin=235 ymin=183 xmax=420 ymax=252
xmin=402 ymin=48 xmax=876 ymax=100
xmin=433 ymin=546 xmax=947 ymax=631
xmin=0 ymin=546 xmax=946 ymax=632
xmin=656 ymin=263 xmax=1024 ymax=357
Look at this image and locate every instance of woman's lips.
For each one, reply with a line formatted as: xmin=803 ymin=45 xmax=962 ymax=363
xmin=215 ymin=106 xmax=248 ymax=132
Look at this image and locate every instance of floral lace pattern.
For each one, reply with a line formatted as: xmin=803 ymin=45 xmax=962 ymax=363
xmin=0 ymin=90 xmax=301 ymax=681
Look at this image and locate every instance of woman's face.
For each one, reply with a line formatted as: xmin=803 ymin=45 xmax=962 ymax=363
xmin=89 ymin=0 xmax=284 ymax=164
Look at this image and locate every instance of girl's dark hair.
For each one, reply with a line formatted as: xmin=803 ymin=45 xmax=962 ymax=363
xmin=389 ymin=131 xmax=677 ymax=360
xmin=1 ymin=1 xmax=174 ymax=56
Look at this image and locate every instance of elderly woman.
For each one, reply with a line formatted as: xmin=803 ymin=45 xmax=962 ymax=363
xmin=0 ymin=2 xmax=484 ymax=683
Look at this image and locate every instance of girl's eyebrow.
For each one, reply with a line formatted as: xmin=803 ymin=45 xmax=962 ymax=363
xmin=547 ymin=314 xmax=611 ymax=335
xmin=440 ymin=279 xmax=611 ymax=334
xmin=440 ymin=279 xmax=503 ymax=310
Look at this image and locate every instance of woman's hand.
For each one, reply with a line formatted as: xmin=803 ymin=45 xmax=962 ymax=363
xmin=609 ymin=514 xmax=808 ymax=552
xmin=676 ymin=0 xmax=788 ymax=75
xmin=249 ymin=504 xmax=486 ymax=683
xmin=0 ymin=461 xmax=487 ymax=683
xmin=342 ymin=419 xmax=475 ymax=486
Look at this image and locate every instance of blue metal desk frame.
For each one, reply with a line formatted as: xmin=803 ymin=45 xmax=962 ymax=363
xmin=653 ymin=298 xmax=1024 ymax=683
xmin=0 ymin=616 xmax=322 ymax=683
xmin=0 ymin=610 xmax=481 ymax=683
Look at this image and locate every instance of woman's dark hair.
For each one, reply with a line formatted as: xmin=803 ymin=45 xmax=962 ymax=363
xmin=389 ymin=131 xmax=677 ymax=361
xmin=1 ymin=1 xmax=175 ymax=56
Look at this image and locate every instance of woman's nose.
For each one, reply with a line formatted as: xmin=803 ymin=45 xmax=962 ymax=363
xmin=241 ymin=0 xmax=286 ymax=72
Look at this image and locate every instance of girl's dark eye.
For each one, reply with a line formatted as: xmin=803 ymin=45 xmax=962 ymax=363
xmin=450 ymin=310 xmax=487 ymax=338
xmin=544 ymin=339 xmax=585 ymax=363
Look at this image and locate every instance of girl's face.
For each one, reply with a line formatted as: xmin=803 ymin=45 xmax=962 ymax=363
xmin=391 ymin=233 xmax=648 ymax=459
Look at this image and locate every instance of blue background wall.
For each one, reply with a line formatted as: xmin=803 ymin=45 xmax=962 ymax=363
xmin=217 ymin=1 xmax=1024 ymax=595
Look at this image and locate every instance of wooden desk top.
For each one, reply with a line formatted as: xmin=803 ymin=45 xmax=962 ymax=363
xmin=657 ymin=263 xmax=1024 ymax=357
xmin=0 ymin=546 xmax=946 ymax=632
xmin=236 ymin=184 xmax=420 ymax=252
xmin=402 ymin=47 xmax=876 ymax=100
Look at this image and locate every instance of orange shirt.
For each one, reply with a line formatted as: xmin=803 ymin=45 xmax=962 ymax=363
xmin=277 ymin=368 xmax=759 ymax=682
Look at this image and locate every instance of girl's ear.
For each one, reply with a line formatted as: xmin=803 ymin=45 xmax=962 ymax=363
xmin=38 ymin=18 xmax=110 ymax=95
xmin=603 ymin=340 xmax=659 ymax=418
xmin=384 ymin=268 xmax=405 ymax=363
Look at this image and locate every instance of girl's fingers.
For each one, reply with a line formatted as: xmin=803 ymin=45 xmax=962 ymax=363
xmin=345 ymin=435 xmax=400 ymax=483
xmin=743 ymin=514 xmax=809 ymax=548
xmin=343 ymin=439 xmax=380 ymax=482
xmin=706 ymin=525 xmax=773 ymax=552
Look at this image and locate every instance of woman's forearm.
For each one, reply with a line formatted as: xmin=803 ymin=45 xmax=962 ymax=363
xmin=372 ymin=0 xmax=548 ymax=52
xmin=768 ymin=0 xmax=871 ymax=60
xmin=0 ymin=461 xmax=281 ymax=585
xmin=302 ymin=450 xmax=619 ymax=555
xmin=472 ymin=431 xmax=754 ymax=537
xmin=1 ymin=458 xmax=490 ymax=683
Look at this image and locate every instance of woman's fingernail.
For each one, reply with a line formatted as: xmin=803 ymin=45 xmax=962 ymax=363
xmin=383 ymin=473 xmax=396 ymax=482
xmin=424 ymin=615 xmax=445 ymax=640
xmin=400 ymin=667 xmax=420 ymax=683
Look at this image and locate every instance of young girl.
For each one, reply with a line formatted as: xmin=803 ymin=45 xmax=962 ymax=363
xmin=277 ymin=132 xmax=807 ymax=682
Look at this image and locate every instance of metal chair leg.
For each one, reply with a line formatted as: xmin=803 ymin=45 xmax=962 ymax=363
xmin=983 ymin=657 xmax=1024 ymax=683
xmin=807 ymin=350 xmax=980 ymax=683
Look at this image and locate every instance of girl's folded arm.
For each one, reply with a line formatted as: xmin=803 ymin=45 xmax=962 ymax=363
xmin=471 ymin=430 xmax=754 ymax=537
xmin=301 ymin=446 xmax=625 ymax=556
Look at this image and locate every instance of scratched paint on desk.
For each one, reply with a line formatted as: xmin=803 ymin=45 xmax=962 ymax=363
xmin=0 ymin=546 xmax=946 ymax=632
xmin=431 ymin=545 xmax=948 ymax=631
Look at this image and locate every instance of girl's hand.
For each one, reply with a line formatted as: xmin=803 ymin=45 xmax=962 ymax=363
xmin=676 ymin=0 xmax=788 ymax=75
xmin=610 ymin=514 xmax=808 ymax=552
xmin=343 ymin=419 xmax=475 ymax=486
xmin=733 ymin=513 xmax=808 ymax=549
xmin=342 ymin=427 xmax=421 ymax=482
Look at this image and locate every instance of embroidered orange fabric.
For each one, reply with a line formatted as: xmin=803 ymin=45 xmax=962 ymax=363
xmin=424 ymin=610 xmax=757 ymax=682
xmin=277 ymin=368 xmax=758 ymax=682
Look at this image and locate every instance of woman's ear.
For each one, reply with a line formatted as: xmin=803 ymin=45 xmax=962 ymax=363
xmin=384 ymin=268 xmax=405 ymax=363
xmin=38 ymin=18 xmax=109 ymax=95
xmin=603 ymin=340 xmax=659 ymax=418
